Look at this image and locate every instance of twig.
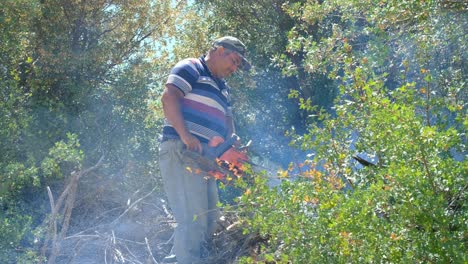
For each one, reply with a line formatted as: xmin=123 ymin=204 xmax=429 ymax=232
xmin=54 ymin=155 xmax=105 ymax=214
xmin=121 ymin=243 xmax=143 ymax=264
xmin=64 ymin=234 xmax=101 ymax=240
xmin=448 ymin=183 xmax=468 ymax=212
xmin=59 ymin=173 xmax=79 ymax=239
xmin=40 ymin=187 xmax=58 ymax=261
xmin=65 ymin=222 xmax=110 ymax=239
xmin=140 ymin=201 xmax=166 ymax=215
xmin=116 ymin=243 xmax=142 ymax=264
xmin=112 ymin=230 xmax=116 ymax=245
xmin=92 ymin=230 xmax=147 ymax=245
xmin=104 ymin=246 xmax=108 ymax=264
xmin=95 ymin=206 xmax=126 ymax=220
xmin=111 ymin=185 xmax=158 ymax=225
xmin=145 ymin=237 xmax=159 ymax=264
xmin=163 ymin=233 xmax=174 ymax=245
xmin=114 ymin=237 xmax=147 ymax=246
xmin=46 ymin=187 xmax=56 ymax=221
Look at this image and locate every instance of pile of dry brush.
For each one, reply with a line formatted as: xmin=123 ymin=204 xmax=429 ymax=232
xmin=38 ymin=156 xmax=263 ymax=264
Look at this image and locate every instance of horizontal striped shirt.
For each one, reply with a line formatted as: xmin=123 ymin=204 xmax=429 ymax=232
xmin=163 ymin=57 xmax=232 ymax=143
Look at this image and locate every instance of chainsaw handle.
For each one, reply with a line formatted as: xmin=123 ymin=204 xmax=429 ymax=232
xmin=201 ymin=134 xmax=240 ymax=159
xmin=213 ymin=134 xmax=240 ymax=157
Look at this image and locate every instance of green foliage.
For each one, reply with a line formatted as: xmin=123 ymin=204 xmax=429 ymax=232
xmin=236 ymin=0 xmax=467 ymax=263
xmin=239 ymin=76 xmax=466 ymax=262
xmin=0 ymin=0 xmax=36 ymax=163
xmin=0 ymin=163 xmax=39 ymax=200
xmin=1 ymin=0 xmax=181 ymax=261
xmin=41 ymin=133 xmax=84 ymax=179
xmin=198 ymin=0 xmax=295 ymax=67
xmin=0 ymin=133 xmax=84 ymax=263
xmin=0 ymin=208 xmax=34 ymax=263
xmin=1 ymin=0 xmax=466 ymax=262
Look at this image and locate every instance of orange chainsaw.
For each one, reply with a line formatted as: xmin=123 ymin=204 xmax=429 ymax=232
xmin=202 ymin=134 xmax=249 ymax=180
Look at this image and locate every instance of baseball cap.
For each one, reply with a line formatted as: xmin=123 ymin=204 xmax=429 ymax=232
xmin=213 ymin=36 xmax=251 ymax=71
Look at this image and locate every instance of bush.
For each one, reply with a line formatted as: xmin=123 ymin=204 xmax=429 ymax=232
xmin=237 ymin=75 xmax=466 ymax=263
xmin=235 ymin=1 xmax=466 ymax=262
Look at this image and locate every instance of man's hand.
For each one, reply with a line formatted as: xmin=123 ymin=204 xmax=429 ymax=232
xmin=181 ymin=133 xmax=202 ymax=154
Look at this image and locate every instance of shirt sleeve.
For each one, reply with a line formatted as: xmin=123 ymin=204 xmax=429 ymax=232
xmin=166 ymin=59 xmax=200 ymax=95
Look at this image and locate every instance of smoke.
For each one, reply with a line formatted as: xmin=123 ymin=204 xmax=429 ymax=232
xmin=234 ymin=70 xmax=310 ymax=168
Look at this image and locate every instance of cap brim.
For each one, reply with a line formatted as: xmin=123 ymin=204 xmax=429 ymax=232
xmin=240 ymin=56 xmax=251 ymax=71
xmin=221 ymin=46 xmax=251 ymax=71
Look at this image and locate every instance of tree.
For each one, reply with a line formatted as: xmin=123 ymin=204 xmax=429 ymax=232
xmin=1 ymin=1 xmax=41 ymax=261
xmin=0 ymin=0 xmax=182 ymax=262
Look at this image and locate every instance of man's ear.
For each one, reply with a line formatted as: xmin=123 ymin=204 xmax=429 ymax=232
xmin=216 ymin=46 xmax=225 ymax=55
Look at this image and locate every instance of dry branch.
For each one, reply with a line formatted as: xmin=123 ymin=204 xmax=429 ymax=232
xmin=40 ymin=155 xmax=105 ymax=264
xmin=111 ymin=185 xmax=158 ymax=226
xmin=145 ymin=237 xmax=159 ymax=264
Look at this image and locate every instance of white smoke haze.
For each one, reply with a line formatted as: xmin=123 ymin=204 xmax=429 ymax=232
xmin=4 ymin=2 xmax=465 ymax=263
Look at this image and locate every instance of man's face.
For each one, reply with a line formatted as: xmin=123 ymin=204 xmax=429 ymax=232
xmin=215 ymin=49 xmax=242 ymax=78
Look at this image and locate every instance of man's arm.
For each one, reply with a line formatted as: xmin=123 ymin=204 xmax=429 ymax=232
xmin=161 ymin=84 xmax=202 ymax=153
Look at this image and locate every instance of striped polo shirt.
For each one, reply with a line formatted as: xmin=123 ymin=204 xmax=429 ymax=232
xmin=162 ymin=57 xmax=232 ymax=143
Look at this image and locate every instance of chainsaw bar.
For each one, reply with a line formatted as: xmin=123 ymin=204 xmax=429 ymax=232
xmin=181 ymin=149 xmax=230 ymax=175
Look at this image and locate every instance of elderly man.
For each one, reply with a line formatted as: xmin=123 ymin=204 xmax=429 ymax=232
xmin=159 ymin=36 xmax=250 ymax=263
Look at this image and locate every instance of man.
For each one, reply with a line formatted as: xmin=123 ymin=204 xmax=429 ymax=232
xmin=159 ymin=36 xmax=251 ymax=263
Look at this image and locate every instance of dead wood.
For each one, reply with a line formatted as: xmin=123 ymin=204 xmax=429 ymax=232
xmin=37 ymin=152 xmax=262 ymax=263
xmin=40 ymin=155 xmax=105 ymax=264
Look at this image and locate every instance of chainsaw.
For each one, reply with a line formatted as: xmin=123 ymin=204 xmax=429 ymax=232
xmin=182 ymin=134 xmax=250 ymax=180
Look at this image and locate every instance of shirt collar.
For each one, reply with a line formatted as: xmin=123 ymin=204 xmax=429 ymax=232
xmin=199 ymin=55 xmax=227 ymax=87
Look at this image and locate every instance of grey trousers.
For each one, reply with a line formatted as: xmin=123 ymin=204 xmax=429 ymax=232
xmin=159 ymin=139 xmax=220 ymax=264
